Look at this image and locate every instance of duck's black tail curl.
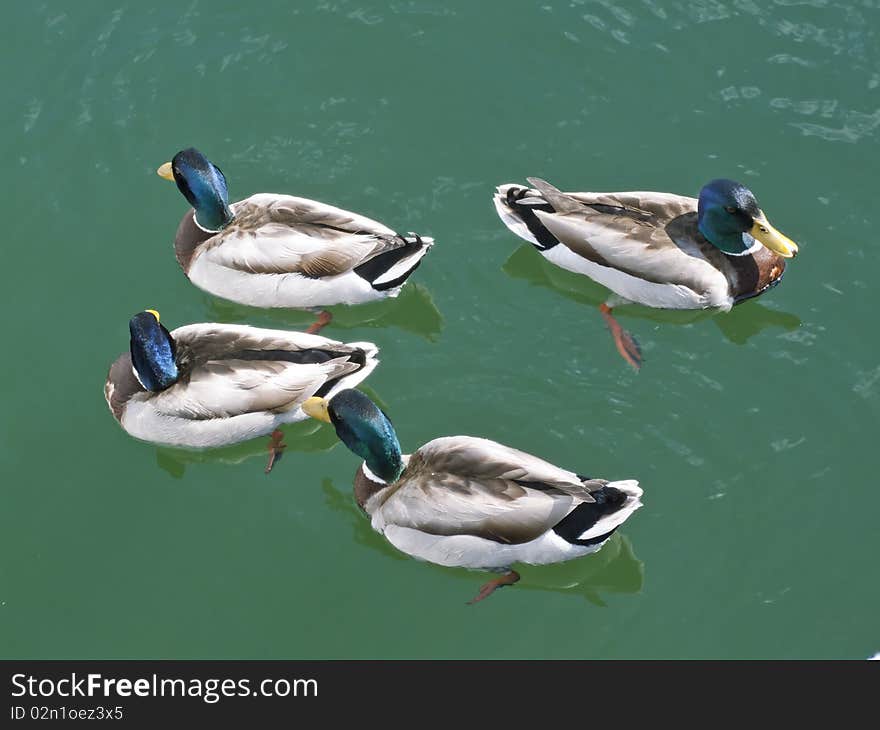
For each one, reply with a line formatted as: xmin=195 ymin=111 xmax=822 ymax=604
xmin=355 ymin=234 xmax=434 ymax=292
xmin=493 ymin=183 xmax=560 ymax=251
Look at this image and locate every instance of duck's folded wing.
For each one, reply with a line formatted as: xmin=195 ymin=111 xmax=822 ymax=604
xmin=413 ymin=435 xmax=592 ymax=491
xmin=526 ymin=178 xmax=721 ymax=289
xmin=243 ymin=193 xmax=398 ymax=238
xmin=149 ymin=357 xmax=360 ymax=420
xmin=379 ymin=434 xmax=607 ymax=542
xmin=380 ymin=471 xmax=581 ymax=544
xmin=170 ymin=323 xmax=370 ymax=365
xmin=205 ymin=194 xmax=404 ymax=277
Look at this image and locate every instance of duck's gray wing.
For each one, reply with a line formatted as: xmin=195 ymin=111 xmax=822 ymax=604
xmin=375 ymin=436 xmax=604 ymax=544
xmin=171 ymin=322 xmax=372 ymax=366
xmin=202 ymin=194 xmax=408 ymax=278
xmin=525 ymin=178 xmax=727 ymax=293
xmin=146 ymin=323 xmax=375 ymax=419
xmin=413 ymin=435 xmax=593 ymax=491
xmin=147 ymin=358 xmax=358 ymax=420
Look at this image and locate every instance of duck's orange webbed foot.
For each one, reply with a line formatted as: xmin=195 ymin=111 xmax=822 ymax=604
xmin=599 ymin=303 xmax=642 ymax=371
xmin=305 ymin=310 xmax=333 ymax=335
xmin=264 ymin=429 xmax=287 ymax=475
xmin=467 ymin=570 xmax=520 ymax=605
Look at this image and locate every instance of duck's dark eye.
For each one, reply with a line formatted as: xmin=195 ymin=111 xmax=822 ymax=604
xmin=175 ymin=173 xmax=193 ymax=199
xmin=724 ymin=205 xmax=737 ymax=214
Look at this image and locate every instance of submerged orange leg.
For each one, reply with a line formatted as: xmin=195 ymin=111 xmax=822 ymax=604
xmin=264 ymin=429 xmax=287 ymax=475
xmin=305 ymin=310 xmax=333 ymax=335
xmin=599 ymin=303 xmax=642 ymax=371
xmin=467 ymin=570 xmax=521 ymax=605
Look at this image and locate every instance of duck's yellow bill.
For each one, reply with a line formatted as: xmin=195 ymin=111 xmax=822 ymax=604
xmin=145 ymin=309 xmax=160 ymax=322
xmin=157 ymin=162 xmax=174 ymax=181
xmin=751 ymin=212 xmax=799 ymax=258
xmin=302 ymin=397 xmax=331 ymax=423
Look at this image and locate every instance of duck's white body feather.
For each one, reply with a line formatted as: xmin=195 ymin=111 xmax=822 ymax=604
xmin=188 ymin=255 xmax=386 ymax=308
xmin=181 ymin=194 xmax=433 ymax=308
xmin=119 ymin=401 xmax=310 ymax=451
xmin=381 ymin=523 xmax=597 ymax=570
xmin=542 ymin=236 xmax=723 ymax=309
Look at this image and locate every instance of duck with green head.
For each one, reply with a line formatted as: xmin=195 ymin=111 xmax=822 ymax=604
xmin=104 ymin=311 xmax=380 ymax=470
xmin=157 ymin=147 xmax=434 ymax=334
xmin=494 ymin=176 xmax=799 ymax=370
xmin=302 ymin=389 xmax=643 ymax=604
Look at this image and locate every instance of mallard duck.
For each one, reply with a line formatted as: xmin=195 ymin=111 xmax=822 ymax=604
xmin=302 ymin=389 xmax=643 ymax=604
xmin=493 ymin=177 xmax=799 ymax=369
xmin=104 ymin=311 xmax=379 ymax=467
xmin=156 ymin=147 xmax=434 ymax=333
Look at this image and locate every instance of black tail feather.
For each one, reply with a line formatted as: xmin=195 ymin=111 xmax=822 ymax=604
xmin=314 ymin=347 xmax=370 ymax=397
xmin=502 ymin=186 xmax=560 ymax=251
xmin=552 ymin=486 xmax=628 ymax=547
xmin=354 ymin=237 xmax=427 ymax=291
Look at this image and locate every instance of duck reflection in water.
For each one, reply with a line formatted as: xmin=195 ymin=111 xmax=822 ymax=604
xmin=204 ymin=282 xmax=444 ymax=344
xmin=503 ymin=245 xmax=801 ymax=354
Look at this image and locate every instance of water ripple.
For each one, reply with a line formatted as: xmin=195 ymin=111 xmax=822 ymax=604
xmin=791 ymin=108 xmax=880 ymax=143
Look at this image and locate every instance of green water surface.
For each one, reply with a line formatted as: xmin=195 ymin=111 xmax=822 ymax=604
xmin=2 ymin=1 xmax=879 ymax=659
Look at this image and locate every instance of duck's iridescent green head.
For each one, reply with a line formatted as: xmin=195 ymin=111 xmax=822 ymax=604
xmin=129 ymin=310 xmax=178 ymax=392
xmin=697 ymin=179 xmax=798 ymax=258
xmin=157 ymin=148 xmax=234 ymax=232
xmin=303 ymin=389 xmax=404 ymax=483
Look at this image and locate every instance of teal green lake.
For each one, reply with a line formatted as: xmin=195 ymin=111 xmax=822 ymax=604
xmin=3 ymin=1 xmax=879 ymax=659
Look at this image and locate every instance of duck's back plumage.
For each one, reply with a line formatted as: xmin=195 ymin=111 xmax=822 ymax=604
xmin=175 ymin=194 xmax=433 ymax=308
xmin=494 ymin=178 xmax=786 ymax=310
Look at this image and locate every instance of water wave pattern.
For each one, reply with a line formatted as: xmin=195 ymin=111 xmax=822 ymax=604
xmin=552 ymin=1 xmax=880 ymax=143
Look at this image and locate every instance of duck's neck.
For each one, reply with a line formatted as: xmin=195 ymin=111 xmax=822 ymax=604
xmin=339 ymin=417 xmax=404 ymax=486
xmin=193 ymin=202 xmax=234 ymax=233
xmin=328 ymin=390 xmax=405 ymax=505
xmin=699 ymin=223 xmax=761 ymax=257
xmin=354 ymin=462 xmax=400 ymax=513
